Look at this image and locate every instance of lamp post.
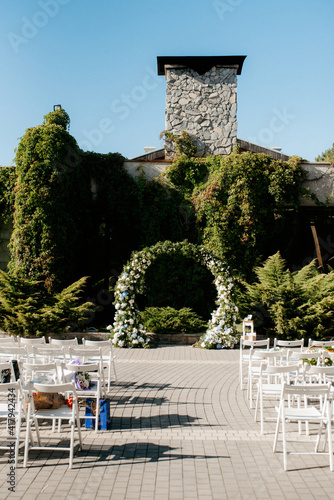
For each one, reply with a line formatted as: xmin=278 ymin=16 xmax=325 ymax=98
xmin=53 ymin=104 xmax=62 ymax=111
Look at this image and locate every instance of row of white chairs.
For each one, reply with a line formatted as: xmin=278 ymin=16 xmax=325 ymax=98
xmin=0 ymin=336 xmax=117 ymax=392
xmin=0 ymin=336 xmax=118 ymax=468
xmin=0 ymin=353 xmax=106 ymax=469
xmin=239 ymin=337 xmax=334 ymax=471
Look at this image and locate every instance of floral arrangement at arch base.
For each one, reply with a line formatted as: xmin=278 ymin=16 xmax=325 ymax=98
xmin=108 ymin=240 xmax=238 ymax=349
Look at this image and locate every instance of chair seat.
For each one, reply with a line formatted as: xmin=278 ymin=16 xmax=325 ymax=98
xmin=76 ymin=383 xmax=99 ymax=395
xmin=32 ymin=406 xmax=73 ymax=419
xmin=277 ymin=405 xmax=324 ymax=421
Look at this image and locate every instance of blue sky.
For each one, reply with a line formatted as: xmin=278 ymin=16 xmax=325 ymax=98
xmin=0 ymin=0 xmax=333 ymax=166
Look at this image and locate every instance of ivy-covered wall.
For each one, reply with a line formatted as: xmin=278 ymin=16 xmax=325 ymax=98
xmin=1 ymin=111 xmax=333 ymax=328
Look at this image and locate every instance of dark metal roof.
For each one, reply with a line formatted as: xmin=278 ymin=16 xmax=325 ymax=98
xmin=157 ymin=56 xmax=246 ymax=76
xmin=129 ymin=148 xmax=165 ymax=161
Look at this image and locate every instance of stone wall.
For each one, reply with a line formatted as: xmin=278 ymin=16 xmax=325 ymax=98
xmin=165 ymin=66 xmax=238 ymax=158
xmin=300 ymin=162 xmax=334 ymax=206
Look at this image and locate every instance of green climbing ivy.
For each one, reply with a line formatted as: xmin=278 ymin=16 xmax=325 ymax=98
xmin=165 ymin=150 xmax=307 ymax=279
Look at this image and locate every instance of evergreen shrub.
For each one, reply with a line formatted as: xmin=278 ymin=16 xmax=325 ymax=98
xmin=139 ymin=306 xmax=207 ymax=334
xmin=240 ymin=252 xmax=334 ymax=340
xmin=0 ymin=271 xmax=95 ymax=337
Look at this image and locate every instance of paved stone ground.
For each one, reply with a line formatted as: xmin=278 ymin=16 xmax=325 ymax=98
xmin=1 ymin=346 xmax=333 ymax=499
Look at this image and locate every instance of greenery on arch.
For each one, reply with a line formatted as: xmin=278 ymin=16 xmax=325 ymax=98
xmin=110 ymin=240 xmax=238 ymax=349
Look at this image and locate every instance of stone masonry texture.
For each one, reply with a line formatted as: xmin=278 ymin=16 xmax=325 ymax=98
xmin=165 ymin=66 xmax=238 ymax=158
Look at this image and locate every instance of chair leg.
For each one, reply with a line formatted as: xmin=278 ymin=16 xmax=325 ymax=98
xmin=33 ymin=416 xmax=41 ymax=447
xmin=327 ymin=405 xmax=333 ymax=471
xmin=23 ymin=416 xmax=32 ymax=467
xmin=112 ymin=358 xmax=117 ymax=382
xmin=254 ymin=386 xmax=259 ymax=422
xmin=95 ymin=398 xmax=100 ymax=432
xmin=69 ymin=420 xmax=75 ymax=469
xmin=74 ymin=400 xmax=83 ymax=450
xmin=239 ymin=361 xmax=243 ymax=389
xmin=281 ymin=411 xmax=288 ymax=471
xmin=259 ymin=389 xmax=264 ymax=435
xmin=249 ymin=372 xmax=254 ymax=409
xmin=14 ymin=414 xmax=21 ymax=469
xmin=273 ymin=404 xmax=281 ymax=453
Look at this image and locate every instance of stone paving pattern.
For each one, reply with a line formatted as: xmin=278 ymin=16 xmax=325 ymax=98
xmin=1 ymin=346 xmax=333 ymax=499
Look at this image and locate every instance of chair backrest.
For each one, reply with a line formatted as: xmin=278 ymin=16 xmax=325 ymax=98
xmin=240 ymin=338 xmax=270 ymax=365
xmin=260 ymin=362 xmax=301 ymax=384
xmin=0 ymin=360 xmax=15 ymax=382
xmin=68 ymin=346 xmax=103 ymax=363
xmin=32 ymin=345 xmax=66 ymax=360
xmin=281 ymin=381 xmax=330 ymax=399
xmin=0 ymin=346 xmax=29 ymax=360
xmin=65 ymin=361 xmax=100 ymax=372
xmin=68 ymin=346 xmax=102 ymax=359
xmin=82 ymin=339 xmax=113 ymax=359
xmin=18 ymin=336 xmax=46 ymax=346
xmin=83 ymin=339 xmax=112 ymax=347
xmin=49 ymin=337 xmax=78 ymax=346
xmin=308 ymin=339 xmax=334 ymax=348
xmin=22 ymin=361 xmax=61 ymax=384
xmin=252 ymin=350 xmax=283 ymax=360
xmin=305 ymin=364 xmax=334 ymax=383
xmin=274 ymin=338 xmax=304 ymax=350
xmin=0 ymin=336 xmax=16 ymax=345
xmin=240 ymin=338 xmax=270 ymax=350
xmin=288 ymin=351 xmax=322 ymax=364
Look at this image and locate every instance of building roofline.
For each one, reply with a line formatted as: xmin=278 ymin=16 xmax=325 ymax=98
xmin=157 ymin=56 xmax=246 ymax=76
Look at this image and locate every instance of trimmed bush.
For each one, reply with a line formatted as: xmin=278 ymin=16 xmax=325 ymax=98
xmin=139 ymin=306 xmax=207 ymax=334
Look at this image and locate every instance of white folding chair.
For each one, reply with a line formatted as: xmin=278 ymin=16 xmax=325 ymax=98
xmin=64 ymin=361 xmax=103 ymax=432
xmin=239 ymin=338 xmax=270 ymax=390
xmin=0 ymin=379 xmax=26 ymax=468
xmin=247 ymin=348 xmax=284 ymax=409
xmin=273 ymin=383 xmax=333 ymax=471
xmin=82 ymin=339 xmax=117 ymax=391
xmin=254 ymin=362 xmax=300 ymax=434
xmin=24 ymin=381 xmax=83 ymax=469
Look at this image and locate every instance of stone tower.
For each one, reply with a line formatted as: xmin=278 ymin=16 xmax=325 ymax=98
xmin=157 ymin=56 xmax=246 ymax=158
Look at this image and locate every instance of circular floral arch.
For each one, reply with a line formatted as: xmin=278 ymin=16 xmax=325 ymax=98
xmin=109 ymin=240 xmax=238 ymax=349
